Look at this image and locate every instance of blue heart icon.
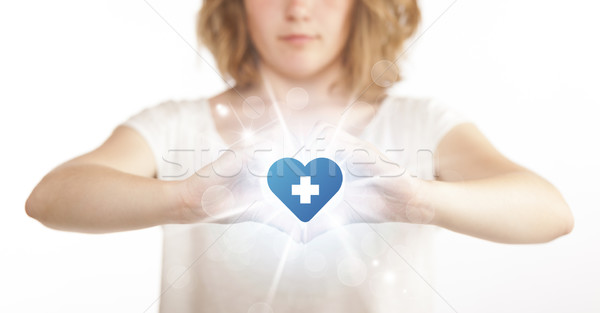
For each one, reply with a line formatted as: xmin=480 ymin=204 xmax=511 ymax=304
xmin=267 ymin=157 xmax=343 ymax=222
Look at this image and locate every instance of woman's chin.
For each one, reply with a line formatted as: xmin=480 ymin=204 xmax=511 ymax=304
xmin=274 ymin=64 xmax=327 ymax=80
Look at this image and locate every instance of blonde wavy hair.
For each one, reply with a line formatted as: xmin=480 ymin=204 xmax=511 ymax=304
xmin=196 ymin=0 xmax=421 ymax=101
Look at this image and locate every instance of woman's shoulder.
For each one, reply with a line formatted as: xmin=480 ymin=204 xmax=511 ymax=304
xmin=382 ymin=94 xmax=466 ymax=120
xmin=146 ymin=97 xmax=213 ymax=125
xmin=164 ymin=96 xmax=210 ymax=112
xmin=383 ymin=94 xmax=437 ymax=110
xmin=134 ymin=96 xmax=209 ymax=117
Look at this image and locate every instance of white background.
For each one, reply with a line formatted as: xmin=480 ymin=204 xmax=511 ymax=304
xmin=1 ymin=0 xmax=599 ymax=312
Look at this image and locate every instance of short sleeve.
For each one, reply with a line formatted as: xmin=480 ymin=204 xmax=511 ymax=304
xmin=118 ymin=99 xmax=185 ymax=179
xmin=420 ymin=97 xmax=473 ymax=152
xmin=402 ymin=97 xmax=474 ymax=180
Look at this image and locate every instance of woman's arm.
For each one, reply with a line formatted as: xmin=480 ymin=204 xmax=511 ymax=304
xmin=415 ymin=123 xmax=574 ymax=244
xmin=25 ymin=126 xmax=186 ymax=233
xmin=416 ymin=170 xmax=573 ymax=243
xmin=26 ymin=163 xmax=184 ymax=233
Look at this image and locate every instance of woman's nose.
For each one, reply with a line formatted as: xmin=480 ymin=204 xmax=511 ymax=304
xmin=285 ymin=0 xmax=312 ymax=22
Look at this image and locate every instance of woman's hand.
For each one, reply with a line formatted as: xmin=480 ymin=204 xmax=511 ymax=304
xmin=178 ymin=124 xmax=307 ymax=242
xmin=302 ymin=122 xmax=431 ymax=241
xmin=174 ymin=121 xmax=432 ymax=243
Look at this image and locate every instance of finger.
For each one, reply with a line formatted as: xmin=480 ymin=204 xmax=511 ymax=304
xmin=209 ymin=148 xmax=247 ymax=178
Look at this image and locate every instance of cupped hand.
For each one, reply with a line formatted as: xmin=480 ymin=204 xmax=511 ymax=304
xmin=179 ymin=123 xmax=307 ymax=242
xmin=176 ymin=120 xmax=433 ymax=244
xmin=301 ymin=122 xmax=432 ymax=242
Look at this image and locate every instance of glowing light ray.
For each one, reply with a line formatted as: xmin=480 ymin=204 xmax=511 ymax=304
xmin=342 ymin=200 xmax=460 ymax=313
xmin=301 ymin=94 xmax=356 ymax=160
xmin=315 ymin=209 xmax=372 ymax=307
xmin=260 ymin=71 xmax=300 ymax=154
xmin=323 ymin=112 xmax=348 ymax=157
xmin=247 ymin=207 xmax=304 ymax=242
xmin=199 ymin=204 xmax=305 ymax=241
xmin=322 ymin=89 xmax=359 ymax=157
xmin=139 ymin=1 xmax=461 ymax=310
xmin=318 ymin=213 xmax=373 ymax=304
xmin=341 ymin=195 xmax=383 ymax=223
xmin=265 ymin=236 xmax=294 ymax=305
xmin=212 ymin=119 xmax=279 ymax=153
xmin=317 ymin=210 xmax=359 ymax=255
xmin=227 ymin=101 xmax=247 ymax=132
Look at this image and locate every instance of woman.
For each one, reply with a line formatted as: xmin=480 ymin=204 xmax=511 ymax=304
xmin=25 ymin=0 xmax=574 ymax=312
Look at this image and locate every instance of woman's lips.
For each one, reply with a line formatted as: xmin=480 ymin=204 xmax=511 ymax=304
xmin=279 ymin=34 xmax=317 ymax=45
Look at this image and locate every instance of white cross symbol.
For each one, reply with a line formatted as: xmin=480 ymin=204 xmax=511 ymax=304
xmin=291 ymin=176 xmax=320 ymax=204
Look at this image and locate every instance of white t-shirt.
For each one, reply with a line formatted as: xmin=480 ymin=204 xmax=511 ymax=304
xmin=120 ymin=94 xmax=472 ymax=313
